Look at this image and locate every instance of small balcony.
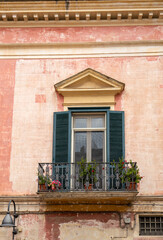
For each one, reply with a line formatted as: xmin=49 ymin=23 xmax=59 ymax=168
xmin=38 ymin=161 xmax=139 ymax=193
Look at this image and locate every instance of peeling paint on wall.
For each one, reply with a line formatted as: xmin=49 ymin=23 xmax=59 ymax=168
xmin=0 ymin=26 xmax=162 ymax=43
xmin=0 ymin=60 xmax=16 ymax=194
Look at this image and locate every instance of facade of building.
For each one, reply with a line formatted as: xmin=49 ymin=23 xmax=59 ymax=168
xmin=0 ymin=0 xmax=163 ymax=239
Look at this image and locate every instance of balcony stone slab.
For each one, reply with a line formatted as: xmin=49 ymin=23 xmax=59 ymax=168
xmin=38 ymin=191 xmax=138 ymax=212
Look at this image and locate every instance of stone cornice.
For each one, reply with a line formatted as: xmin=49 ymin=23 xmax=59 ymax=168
xmin=0 ymin=0 xmax=163 ymax=27
xmin=0 ymin=40 xmax=162 ymax=59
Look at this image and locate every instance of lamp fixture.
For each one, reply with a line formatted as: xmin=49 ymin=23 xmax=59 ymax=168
xmin=0 ymin=200 xmax=19 ymax=240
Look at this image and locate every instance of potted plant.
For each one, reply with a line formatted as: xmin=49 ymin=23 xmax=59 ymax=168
xmin=48 ymin=180 xmax=62 ymax=191
xmin=122 ymin=160 xmax=143 ymax=190
xmin=77 ymin=157 xmax=97 ymax=190
xmin=111 ymin=158 xmax=143 ymax=190
xmin=38 ymin=173 xmax=51 ymax=191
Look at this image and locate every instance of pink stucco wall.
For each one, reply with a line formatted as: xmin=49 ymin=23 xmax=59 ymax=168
xmin=0 ymin=60 xmax=15 ymax=193
xmin=0 ymin=26 xmax=163 ymax=196
xmin=0 ymin=26 xmax=162 ymax=43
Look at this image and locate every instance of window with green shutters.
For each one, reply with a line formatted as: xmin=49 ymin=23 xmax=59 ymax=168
xmin=53 ymin=107 xmax=125 ymax=164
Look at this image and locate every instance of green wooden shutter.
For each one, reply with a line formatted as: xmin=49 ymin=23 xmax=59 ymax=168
xmin=109 ymin=111 xmax=125 ymax=163
xmin=53 ymin=111 xmax=71 ymax=163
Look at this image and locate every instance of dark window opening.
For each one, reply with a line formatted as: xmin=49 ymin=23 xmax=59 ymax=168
xmin=139 ymin=216 xmax=163 ymax=236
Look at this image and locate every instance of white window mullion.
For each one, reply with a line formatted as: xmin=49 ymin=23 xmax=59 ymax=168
xmin=87 ymin=132 xmax=91 ymax=162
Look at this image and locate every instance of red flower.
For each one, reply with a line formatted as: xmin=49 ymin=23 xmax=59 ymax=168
xmin=102 ymin=168 xmax=105 ymax=170
xmin=92 ymin=170 xmax=94 ymax=173
xmin=122 ymin=162 xmax=124 ymax=164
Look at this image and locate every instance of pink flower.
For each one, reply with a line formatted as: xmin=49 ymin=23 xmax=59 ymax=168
xmin=50 ymin=180 xmax=62 ymax=188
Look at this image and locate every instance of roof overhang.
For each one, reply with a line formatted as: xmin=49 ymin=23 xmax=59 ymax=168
xmin=0 ymin=0 xmax=163 ymax=27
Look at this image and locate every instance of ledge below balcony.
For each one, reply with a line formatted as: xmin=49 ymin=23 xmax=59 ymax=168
xmin=38 ymin=191 xmax=138 ymax=212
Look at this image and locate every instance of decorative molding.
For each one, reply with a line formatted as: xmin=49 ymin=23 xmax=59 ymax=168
xmin=0 ymin=0 xmax=163 ymax=27
xmin=55 ymin=68 xmax=125 ymax=91
xmin=0 ymin=40 xmax=162 ymax=59
xmin=54 ymin=68 xmax=125 ymax=110
xmin=62 ymin=102 xmax=116 ymax=106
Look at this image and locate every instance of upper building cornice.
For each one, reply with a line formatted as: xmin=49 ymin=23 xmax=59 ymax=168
xmin=0 ymin=0 xmax=163 ymax=27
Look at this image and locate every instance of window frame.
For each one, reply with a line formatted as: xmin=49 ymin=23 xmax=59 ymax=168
xmin=71 ymin=112 xmax=106 ymax=164
xmin=68 ymin=107 xmax=111 ymax=165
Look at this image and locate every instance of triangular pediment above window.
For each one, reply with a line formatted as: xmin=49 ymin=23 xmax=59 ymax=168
xmin=54 ymin=68 xmax=125 ymax=110
xmin=55 ymin=68 xmax=124 ymax=92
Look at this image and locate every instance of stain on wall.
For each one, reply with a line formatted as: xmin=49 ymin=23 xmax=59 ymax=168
xmin=45 ymin=212 xmax=122 ymax=240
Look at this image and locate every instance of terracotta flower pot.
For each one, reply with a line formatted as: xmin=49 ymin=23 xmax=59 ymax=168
xmin=128 ymin=182 xmax=136 ymax=190
xmin=84 ymin=184 xmax=92 ymax=190
xmin=39 ymin=184 xmax=46 ymax=191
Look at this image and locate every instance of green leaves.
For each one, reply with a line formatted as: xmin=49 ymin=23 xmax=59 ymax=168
xmin=77 ymin=157 xmax=97 ymax=184
xmin=111 ymin=157 xmax=142 ymax=184
xmin=38 ymin=174 xmax=51 ymax=185
xmin=122 ymin=160 xmax=142 ymax=183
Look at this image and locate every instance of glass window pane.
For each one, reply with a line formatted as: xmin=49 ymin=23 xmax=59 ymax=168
xmin=91 ymin=131 xmax=104 ymax=163
xmin=74 ymin=132 xmax=87 ymax=163
xmin=91 ymin=116 xmax=104 ymax=128
xmin=74 ymin=118 xmax=87 ymax=128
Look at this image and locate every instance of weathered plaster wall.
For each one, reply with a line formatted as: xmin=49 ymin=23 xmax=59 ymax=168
xmin=0 ymin=26 xmax=162 ymax=43
xmin=2 ymin=211 xmax=163 ymax=240
xmin=0 ymin=26 xmax=163 ymax=196
xmin=0 ymin=60 xmax=16 ymax=193
xmin=45 ymin=212 xmax=127 ymax=240
xmin=4 ymin=212 xmax=163 ymax=240
xmin=0 ymin=212 xmax=137 ymax=240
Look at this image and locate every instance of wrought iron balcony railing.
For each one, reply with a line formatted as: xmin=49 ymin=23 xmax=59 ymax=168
xmin=38 ymin=162 xmax=138 ymax=192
